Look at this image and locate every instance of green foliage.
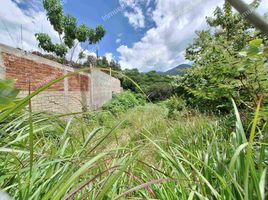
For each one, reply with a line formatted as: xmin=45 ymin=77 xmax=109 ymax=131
xmin=0 ymin=73 xmax=267 ymax=199
xmin=147 ymin=83 xmax=174 ymax=102
xmin=35 ymin=33 xmax=68 ymax=57
xmin=43 ymin=0 xmax=64 ymax=34
xmin=82 ymin=56 xmax=121 ymax=71
xmin=96 ymin=56 xmax=109 ymax=68
xmin=160 ymin=96 xmax=187 ymax=118
xmin=120 ymin=69 xmax=174 ymax=102
xmin=102 ymin=91 xmax=145 ymax=115
xmin=2 ymin=1 xmax=268 ymax=199
xmin=95 ymin=25 xmax=106 ymax=44
xmin=35 ymin=33 xmax=55 ymax=52
xmin=176 ymin=1 xmax=268 ymax=112
xmin=109 ymin=59 xmax=121 ymax=71
xmin=1 ymin=95 xmax=267 ymax=199
xmin=76 ymin=24 xmax=88 ymax=42
xmin=53 ymin=43 xmax=68 ymax=57
xmin=0 ymin=79 xmax=19 ymax=111
xmin=87 ymin=28 xmax=97 ymax=44
xmin=63 ymin=14 xmax=77 ymax=48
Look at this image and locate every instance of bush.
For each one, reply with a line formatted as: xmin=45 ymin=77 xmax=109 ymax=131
xmin=146 ymin=83 xmax=174 ymax=102
xmin=160 ymin=96 xmax=187 ymax=118
xmin=102 ymin=91 xmax=145 ymax=115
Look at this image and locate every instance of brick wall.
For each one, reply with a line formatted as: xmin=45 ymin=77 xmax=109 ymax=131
xmin=0 ymin=43 xmax=122 ymax=113
xmin=3 ymin=52 xmax=65 ymax=91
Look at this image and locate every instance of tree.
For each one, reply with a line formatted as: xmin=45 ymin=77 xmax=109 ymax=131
xmin=96 ymin=56 xmax=109 ymax=68
xmin=106 ymin=59 xmax=121 ymax=71
xmin=35 ymin=0 xmax=105 ymax=63
xmin=85 ymin=55 xmax=97 ymax=66
xmin=179 ymin=0 xmax=268 ymax=111
xmin=120 ymin=69 xmax=175 ymax=101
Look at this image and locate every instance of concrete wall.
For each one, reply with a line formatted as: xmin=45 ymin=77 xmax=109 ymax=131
xmin=0 ymin=43 xmax=122 ymax=113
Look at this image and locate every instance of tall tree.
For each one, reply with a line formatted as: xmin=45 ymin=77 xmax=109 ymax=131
xmin=35 ymin=0 xmax=106 ymax=63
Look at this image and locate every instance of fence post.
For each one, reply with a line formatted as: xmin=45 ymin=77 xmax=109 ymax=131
xmin=110 ymin=67 xmax=113 ymax=99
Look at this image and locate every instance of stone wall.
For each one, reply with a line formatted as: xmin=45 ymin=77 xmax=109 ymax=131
xmin=0 ymin=43 xmax=122 ymax=113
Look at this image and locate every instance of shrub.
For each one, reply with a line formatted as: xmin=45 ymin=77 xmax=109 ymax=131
xmin=146 ymin=83 xmax=174 ymax=102
xmin=102 ymin=91 xmax=145 ymax=115
xmin=160 ymin=96 xmax=187 ymax=118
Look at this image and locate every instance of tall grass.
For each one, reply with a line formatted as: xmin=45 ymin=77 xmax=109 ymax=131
xmin=0 ymin=70 xmax=267 ymax=199
xmin=1 ymin=102 xmax=266 ymax=199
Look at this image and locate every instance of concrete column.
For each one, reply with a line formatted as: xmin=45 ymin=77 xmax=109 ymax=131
xmin=90 ymin=65 xmax=94 ymax=110
xmin=87 ymin=73 xmax=91 ymax=110
xmin=0 ymin=46 xmax=6 ymax=79
xmin=63 ymin=65 xmax=69 ymax=110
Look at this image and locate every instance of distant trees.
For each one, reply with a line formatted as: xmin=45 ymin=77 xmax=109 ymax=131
xmin=120 ymin=69 xmax=174 ymax=102
xmin=86 ymin=55 xmax=97 ymax=66
xmin=35 ymin=0 xmax=105 ymax=63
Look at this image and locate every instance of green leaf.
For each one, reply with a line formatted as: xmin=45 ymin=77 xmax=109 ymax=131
xmin=0 ymin=79 xmax=19 ymax=111
xmin=259 ymin=168 xmax=267 ymax=200
xmin=249 ymin=39 xmax=262 ymax=48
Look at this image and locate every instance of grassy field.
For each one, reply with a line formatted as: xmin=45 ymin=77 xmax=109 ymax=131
xmin=0 ymin=97 xmax=267 ymax=199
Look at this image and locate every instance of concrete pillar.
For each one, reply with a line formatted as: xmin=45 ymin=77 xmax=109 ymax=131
xmin=90 ymin=64 xmax=94 ymax=110
xmin=63 ymin=65 xmax=69 ymax=110
xmin=0 ymin=46 xmax=6 ymax=79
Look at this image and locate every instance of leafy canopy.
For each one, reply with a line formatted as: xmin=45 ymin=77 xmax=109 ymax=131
xmin=119 ymin=69 xmax=175 ymax=102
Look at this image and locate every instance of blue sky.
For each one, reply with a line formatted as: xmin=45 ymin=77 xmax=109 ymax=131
xmin=62 ymin=0 xmax=151 ymax=59
xmin=0 ymin=0 xmax=267 ymax=72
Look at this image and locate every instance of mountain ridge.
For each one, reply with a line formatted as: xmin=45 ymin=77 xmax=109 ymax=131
xmin=158 ymin=64 xmax=191 ymax=75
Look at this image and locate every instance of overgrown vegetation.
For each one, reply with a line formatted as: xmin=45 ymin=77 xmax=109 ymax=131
xmin=175 ymin=1 xmax=268 ymax=112
xmin=0 ymin=0 xmax=268 ymax=199
xmin=0 ymin=82 xmax=267 ymax=199
xmin=102 ymin=91 xmax=145 ymax=115
xmin=119 ymin=69 xmax=175 ymax=102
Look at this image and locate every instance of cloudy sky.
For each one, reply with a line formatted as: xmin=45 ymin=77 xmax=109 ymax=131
xmin=0 ymin=0 xmax=267 ymax=72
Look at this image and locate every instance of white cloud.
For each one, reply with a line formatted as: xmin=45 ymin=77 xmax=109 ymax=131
xmin=0 ymin=0 xmax=59 ymax=51
xmin=257 ymin=0 xmax=268 ymax=15
xmin=119 ymin=0 xmax=152 ymax=29
xmin=118 ymin=0 xmax=268 ymax=72
xmin=12 ymin=0 xmax=43 ymax=12
xmin=117 ymin=0 xmax=225 ymax=72
xmin=124 ymin=6 xmax=145 ymax=29
xmin=104 ymin=52 xmax=114 ymax=63
xmin=116 ymin=38 xmax=121 ymax=44
xmin=66 ymin=42 xmax=97 ymax=63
